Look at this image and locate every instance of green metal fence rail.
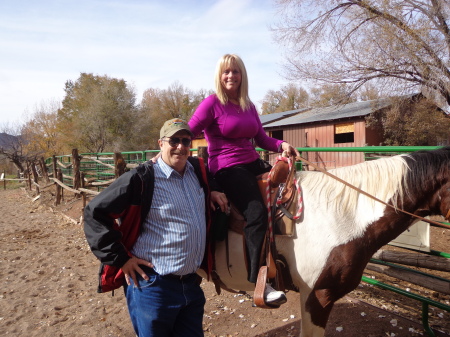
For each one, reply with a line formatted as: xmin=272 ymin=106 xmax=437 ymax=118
xmin=271 ymin=146 xmax=444 ymax=171
xmin=362 ymin=274 xmax=450 ymax=337
xmin=292 ymin=146 xmax=443 ymax=152
xmin=364 ymin=246 xmax=450 ymax=336
xmin=45 ymin=150 xmax=161 ymax=189
xmin=46 ymin=146 xmax=444 ymax=185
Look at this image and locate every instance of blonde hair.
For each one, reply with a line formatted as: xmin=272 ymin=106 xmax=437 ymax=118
xmin=214 ymin=54 xmax=251 ymax=110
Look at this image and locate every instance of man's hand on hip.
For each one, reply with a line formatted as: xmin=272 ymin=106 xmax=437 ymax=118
xmin=121 ymin=256 xmax=154 ymax=287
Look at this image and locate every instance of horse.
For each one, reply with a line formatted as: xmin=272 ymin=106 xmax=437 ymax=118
xmin=204 ymin=146 xmax=450 ymax=337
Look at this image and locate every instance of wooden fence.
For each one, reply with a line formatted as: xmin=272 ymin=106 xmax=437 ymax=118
xmin=1 ymin=146 xmax=449 ymax=316
xmin=1 ymin=147 xmax=210 ymax=213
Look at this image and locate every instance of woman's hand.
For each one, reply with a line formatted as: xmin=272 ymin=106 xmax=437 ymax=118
xmin=281 ymin=142 xmax=301 ymax=159
xmin=210 ymin=191 xmax=229 ymax=214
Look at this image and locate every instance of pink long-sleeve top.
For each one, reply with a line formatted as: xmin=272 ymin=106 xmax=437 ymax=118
xmin=189 ymin=95 xmax=284 ymax=175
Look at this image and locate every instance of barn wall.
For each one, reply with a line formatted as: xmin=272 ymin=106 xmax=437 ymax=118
xmin=193 ymin=116 xmax=385 ymax=169
xmin=266 ymin=118 xmax=369 ymax=168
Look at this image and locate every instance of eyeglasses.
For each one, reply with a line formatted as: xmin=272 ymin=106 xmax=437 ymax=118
xmin=161 ymin=137 xmax=192 ymax=147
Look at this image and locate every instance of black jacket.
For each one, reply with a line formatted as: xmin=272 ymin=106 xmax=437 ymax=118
xmin=83 ymin=157 xmax=217 ymax=292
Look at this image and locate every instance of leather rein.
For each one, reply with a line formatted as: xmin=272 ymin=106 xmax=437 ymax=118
xmin=294 ymin=155 xmax=450 ymax=229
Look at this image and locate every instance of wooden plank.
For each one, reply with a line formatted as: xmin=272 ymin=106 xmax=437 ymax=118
xmin=50 ymin=177 xmax=81 ymax=194
xmin=83 ymin=157 xmax=115 ymax=169
xmin=88 ymin=179 xmax=115 ymax=186
xmin=78 ymin=188 xmax=100 ymax=195
xmin=366 ymin=263 xmax=450 ymax=295
xmin=56 ymin=160 xmax=72 ymax=169
xmin=372 ymin=249 xmax=450 ymax=272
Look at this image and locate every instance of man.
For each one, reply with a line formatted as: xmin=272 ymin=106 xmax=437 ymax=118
xmin=84 ymin=118 xmax=228 ymax=337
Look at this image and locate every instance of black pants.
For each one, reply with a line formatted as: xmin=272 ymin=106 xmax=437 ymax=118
xmin=215 ymin=159 xmax=271 ymax=283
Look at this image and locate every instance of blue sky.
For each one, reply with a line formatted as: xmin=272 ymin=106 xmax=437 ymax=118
xmin=0 ymin=0 xmax=289 ymax=125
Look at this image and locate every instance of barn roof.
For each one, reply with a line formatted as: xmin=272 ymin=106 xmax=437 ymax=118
xmin=262 ymin=97 xmax=394 ymax=128
xmin=258 ymin=108 xmax=308 ymax=125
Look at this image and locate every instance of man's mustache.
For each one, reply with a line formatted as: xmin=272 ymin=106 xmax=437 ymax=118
xmin=172 ymin=150 xmax=188 ymax=155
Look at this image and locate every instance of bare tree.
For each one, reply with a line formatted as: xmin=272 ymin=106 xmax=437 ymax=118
xmin=273 ymin=0 xmax=450 ymax=110
xmin=21 ymin=99 xmax=65 ymax=158
xmin=309 ymin=83 xmax=357 ymax=107
xmin=366 ymin=95 xmax=450 ymax=145
xmin=261 ymin=83 xmax=309 ymax=114
xmin=137 ymin=82 xmax=211 ymax=149
xmin=0 ymin=123 xmax=27 ymax=173
xmin=358 ymin=82 xmax=382 ymax=101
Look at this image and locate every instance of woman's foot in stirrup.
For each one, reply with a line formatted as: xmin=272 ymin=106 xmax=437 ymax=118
xmin=264 ymin=284 xmax=287 ymax=306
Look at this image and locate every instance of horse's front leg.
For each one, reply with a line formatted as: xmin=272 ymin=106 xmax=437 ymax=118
xmin=299 ymin=285 xmax=331 ymax=337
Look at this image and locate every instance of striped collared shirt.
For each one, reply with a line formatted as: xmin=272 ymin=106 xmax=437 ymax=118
xmin=130 ymin=157 xmax=206 ymax=276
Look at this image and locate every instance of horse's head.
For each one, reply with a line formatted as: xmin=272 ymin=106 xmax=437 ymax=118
xmin=435 ymin=147 xmax=450 ymax=220
xmin=399 ymin=147 xmax=450 ymax=221
xmin=413 ymin=147 xmax=450 ymax=220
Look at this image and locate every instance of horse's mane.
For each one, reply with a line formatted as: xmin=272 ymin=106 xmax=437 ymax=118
xmin=298 ymin=154 xmax=409 ymax=215
xmin=297 ymin=147 xmax=450 ymax=216
xmin=402 ymin=146 xmax=450 ymax=196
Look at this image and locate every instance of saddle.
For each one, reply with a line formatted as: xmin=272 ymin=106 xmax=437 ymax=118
xmin=216 ymin=157 xmax=299 ymax=308
xmin=228 ymin=158 xmax=298 ymax=237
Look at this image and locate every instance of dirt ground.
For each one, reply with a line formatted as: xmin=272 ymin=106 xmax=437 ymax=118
xmin=1 ymin=187 xmax=449 ymax=336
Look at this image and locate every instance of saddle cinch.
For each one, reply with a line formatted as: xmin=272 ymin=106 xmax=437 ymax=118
xmin=211 ymin=158 xmax=298 ymax=308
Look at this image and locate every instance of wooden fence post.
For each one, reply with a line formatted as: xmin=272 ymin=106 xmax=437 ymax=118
xmin=80 ymin=171 xmax=86 ymax=206
xmin=52 ymin=155 xmax=58 ymax=200
xmin=72 ymin=149 xmax=80 ymax=195
xmin=114 ymin=152 xmax=126 ymax=178
xmin=80 ymin=171 xmax=86 ymax=225
xmin=30 ymin=160 xmax=39 ymax=194
xmin=26 ymin=161 xmax=32 ymax=191
xmin=55 ymin=168 xmax=62 ymax=206
xmin=52 ymin=155 xmax=57 ymax=179
xmin=39 ymin=157 xmax=50 ymax=183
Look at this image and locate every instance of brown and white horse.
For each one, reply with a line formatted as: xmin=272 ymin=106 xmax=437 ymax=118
xmin=208 ymin=147 xmax=450 ymax=337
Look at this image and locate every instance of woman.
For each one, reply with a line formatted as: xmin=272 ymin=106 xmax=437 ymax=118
xmin=189 ymin=54 xmax=300 ymax=306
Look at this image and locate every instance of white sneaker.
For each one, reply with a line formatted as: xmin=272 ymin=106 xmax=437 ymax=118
xmin=264 ymin=284 xmax=287 ymax=306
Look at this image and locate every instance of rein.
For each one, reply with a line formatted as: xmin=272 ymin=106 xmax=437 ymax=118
xmin=296 ymin=155 xmax=450 ymax=230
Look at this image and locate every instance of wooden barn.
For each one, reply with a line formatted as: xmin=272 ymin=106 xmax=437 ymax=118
xmin=262 ymin=97 xmax=405 ymax=168
xmin=192 ymin=95 xmax=448 ymax=168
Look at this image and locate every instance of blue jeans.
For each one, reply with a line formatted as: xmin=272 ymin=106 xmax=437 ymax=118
xmin=123 ymin=268 xmax=205 ymax=337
